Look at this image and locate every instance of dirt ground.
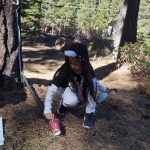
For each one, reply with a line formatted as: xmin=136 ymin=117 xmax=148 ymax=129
xmin=0 ymin=46 xmax=150 ymax=150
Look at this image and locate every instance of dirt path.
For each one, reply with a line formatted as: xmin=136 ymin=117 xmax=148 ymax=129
xmin=0 ymin=46 xmax=149 ymax=150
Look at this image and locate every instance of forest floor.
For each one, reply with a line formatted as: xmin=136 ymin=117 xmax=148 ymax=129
xmin=0 ymin=45 xmax=150 ymax=150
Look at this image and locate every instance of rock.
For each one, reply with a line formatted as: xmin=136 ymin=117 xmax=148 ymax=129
xmin=109 ymin=88 xmax=118 ymax=95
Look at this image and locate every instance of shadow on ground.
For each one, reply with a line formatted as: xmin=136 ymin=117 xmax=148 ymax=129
xmin=23 ymin=48 xmax=64 ymax=64
xmin=0 ymin=75 xmax=27 ymax=107
xmin=0 ymin=88 xmax=27 ymax=107
xmin=1 ymin=81 xmax=150 ymax=150
xmin=95 ymin=62 xmax=117 ymax=80
xmin=24 ymin=62 xmax=118 ymax=86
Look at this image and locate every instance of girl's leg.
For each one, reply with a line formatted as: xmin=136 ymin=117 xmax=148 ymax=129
xmin=92 ymin=77 xmax=109 ymax=103
xmin=96 ymin=92 xmax=109 ymax=104
xmin=62 ymin=87 xmax=79 ymax=107
xmin=57 ymin=87 xmax=79 ymax=116
xmin=83 ymin=94 xmax=96 ymax=129
xmin=86 ymin=94 xmax=96 ymax=114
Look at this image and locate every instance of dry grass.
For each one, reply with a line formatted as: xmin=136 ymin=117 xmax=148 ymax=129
xmin=0 ymin=46 xmax=150 ymax=150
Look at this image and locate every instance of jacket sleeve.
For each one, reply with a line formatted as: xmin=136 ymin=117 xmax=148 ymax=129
xmin=44 ymin=84 xmax=58 ymax=114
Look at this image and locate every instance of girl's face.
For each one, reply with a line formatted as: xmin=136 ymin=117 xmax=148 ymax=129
xmin=68 ymin=57 xmax=82 ymax=72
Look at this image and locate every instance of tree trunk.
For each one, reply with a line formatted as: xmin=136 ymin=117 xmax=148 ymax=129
xmin=0 ymin=0 xmax=20 ymax=90
xmin=113 ymin=0 xmax=140 ymax=62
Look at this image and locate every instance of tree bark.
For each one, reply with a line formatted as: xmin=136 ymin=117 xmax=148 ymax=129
xmin=113 ymin=0 xmax=140 ymax=61
xmin=0 ymin=0 xmax=20 ymax=90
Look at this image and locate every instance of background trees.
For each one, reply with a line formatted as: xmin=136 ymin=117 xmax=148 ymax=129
xmin=21 ymin=0 xmax=149 ymax=44
xmin=113 ymin=0 xmax=141 ymax=61
xmin=21 ymin=0 xmax=121 ymax=39
xmin=0 ymin=0 xmax=149 ymax=90
xmin=20 ymin=0 xmax=150 ymax=89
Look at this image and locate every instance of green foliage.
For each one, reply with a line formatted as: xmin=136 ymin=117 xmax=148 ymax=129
xmin=21 ymin=0 xmax=149 ymax=42
xmin=122 ymin=42 xmax=150 ymax=81
xmin=21 ymin=0 xmax=42 ymax=39
xmin=21 ymin=0 xmax=121 ymax=35
xmin=138 ymin=0 xmax=150 ymax=42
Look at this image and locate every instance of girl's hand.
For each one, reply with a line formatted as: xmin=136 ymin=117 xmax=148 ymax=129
xmin=44 ymin=113 xmax=55 ymax=120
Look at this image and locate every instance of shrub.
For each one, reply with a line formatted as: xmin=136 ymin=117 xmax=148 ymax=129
xmin=122 ymin=42 xmax=150 ymax=82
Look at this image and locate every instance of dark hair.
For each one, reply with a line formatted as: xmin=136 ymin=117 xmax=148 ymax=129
xmin=54 ymin=43 xmax=95 ymax=102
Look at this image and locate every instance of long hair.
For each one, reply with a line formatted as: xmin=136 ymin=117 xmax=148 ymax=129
xmin=53 ymin=43 xmax=95 ymax=102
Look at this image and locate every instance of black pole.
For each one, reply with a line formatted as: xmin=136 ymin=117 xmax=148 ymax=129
xmin=14 ymin=0 xmax=24 ymax=83
xmin=18 ymin=0 xmax=23 ymax=72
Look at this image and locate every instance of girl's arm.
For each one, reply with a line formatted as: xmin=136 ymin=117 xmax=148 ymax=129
xmin=44 ymin=84 xmax=58 ymax=114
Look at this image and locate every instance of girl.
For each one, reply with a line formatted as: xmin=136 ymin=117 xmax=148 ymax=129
xmin=44 ymin=42 xmax=108 ymax=129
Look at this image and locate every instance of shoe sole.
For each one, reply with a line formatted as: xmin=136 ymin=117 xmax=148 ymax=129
xmin=83 ymin=123 xmax=93 ymax=129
